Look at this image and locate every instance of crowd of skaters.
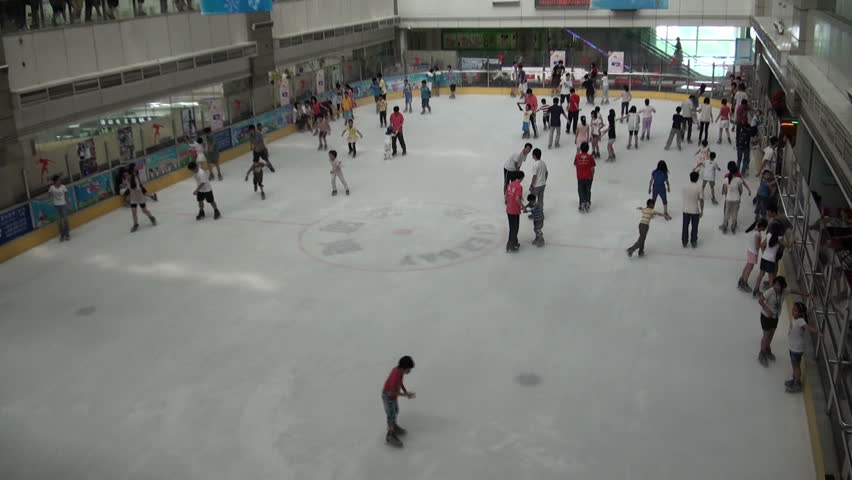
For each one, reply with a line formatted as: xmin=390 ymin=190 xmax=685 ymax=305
xmin=502 ymin=67 xmax=816 ymax=393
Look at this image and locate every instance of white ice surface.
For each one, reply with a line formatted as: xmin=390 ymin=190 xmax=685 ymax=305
xmin=0 ymin=95 xmax=814 ymax=480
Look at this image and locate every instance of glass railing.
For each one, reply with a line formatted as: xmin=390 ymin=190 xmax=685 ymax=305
xmin=2 ymin=0 xmax=195 ymax=33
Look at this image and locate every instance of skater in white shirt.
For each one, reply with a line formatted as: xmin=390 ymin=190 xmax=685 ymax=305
xmin=600 ymin=72 xmax=610 ymax=104
xmin=639 ymin=99 xmax=656 ymax=141
xmin=692 ymin=149 xmax=721 ymax=205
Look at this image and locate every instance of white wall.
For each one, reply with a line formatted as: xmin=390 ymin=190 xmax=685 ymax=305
xmin=397 ymin=0 xmax=751 ymax=28
xmin=5 ymin=13 xmax=249 ymax=92
xmin=272 ymin=0 xmax=395 ymax=37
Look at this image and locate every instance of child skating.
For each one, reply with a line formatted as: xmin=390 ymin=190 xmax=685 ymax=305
xmin=648 ymin=160 xmax=673 ymax=220
xmin=384 ymin=127 xmax=394 ymax=160
xmin=420 ymin=80 xmax=432 ymax=114
xmin=188 ymin=161 xmax=221 ymax=220
xmin=119 ymin=170 xmax=157 ymax=232
xmin=619 ymin=85 xmax=631 ymax=122
xmin=693 ymin=149 xmax=721 ymax=204
xmin=626 ymin=199 xmax=664 ymax=257
xmin=378 ymin=95 xmax=388 ymax=127
xmin=317 ymin=113 xmax=330 ymax=150
xmin=626 ymin=105 xmax=639 ymax=149
xmin=403 ymin=79 xmax=413 ymax=113
xmin=575 ymin=115 xmax=590 ymax=153
xmin=720 ymin=161 xmax=752 ymax=234
xmin=521 ymin=104 xmax=532 ymax=139
xmin=739 ymin=218 xmax=767 ymax=292
xmin=329 ymin=150 xmax=350 ymax=196
xmin=244 ymin=157 xmax=268 ymax=200
xmin=664 ymin=106 xmax=685 ymax=150
xmin=382 ymin=355 xmax=416 ymax=448
xmin=639 ymin=99 xmax=656 ymax=141
xmin=342 ymin=119 xmax=363 ymax=157
xmin=716 ymin=99 xmax=732 ymax=144
xmin=525 ymin=193 xmax=545 ymax=246
xmin=603 ymin=109 xmax=618 ymax=162
xmin=590 ymin=110 xmax=603 ymax=158
xmin=752 ymin=222 xmax=787 ymax=298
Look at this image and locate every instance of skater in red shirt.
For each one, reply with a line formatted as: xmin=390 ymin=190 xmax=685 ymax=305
xmin=382 ymin=356 xmax=416 ymax=448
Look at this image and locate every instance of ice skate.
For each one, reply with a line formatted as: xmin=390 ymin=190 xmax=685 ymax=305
xmin=737 ymin=278 xmax=750 ymax=292
xmin=332 ymin=190 xmax=338 ymax=196
xmin=196 ymin=211 xmax=205 ymax=221
xmin=786 ymin=381 xmax=803 ymax=393
xmin=345 ymin=190 xmax=350 ymax=196
xmin=765 ymin=348 xmax=776 ymax=362
xmin=213 ymin=209 xmax=221 ymax=220
xmin=752 ymin=288 xmax=760 ymax=298
xmin=261 ymin=192 xmax=266 ymax=200
xmin=719 ymin=224 xmax=728 ymax=233
xmin=149 ymin=216 xmax=157 ymax=226
xmin=218 ymin=174 xmax=223 ymax=181
xmin=393 ymin=424 xmax=407 ymax=436
xmin=785 ymin=378 xmax=797 ymax=387
xmin=758 ymin=351 xmax=769 ymax=367
xmin=131 ymin=224 xmax=139 ymax=233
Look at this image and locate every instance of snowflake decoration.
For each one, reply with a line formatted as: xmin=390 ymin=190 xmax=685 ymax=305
xmin=224 ymin=0 xmax=239 ymax=11
xmin=247 ymin=0 xmax=260 ymax=10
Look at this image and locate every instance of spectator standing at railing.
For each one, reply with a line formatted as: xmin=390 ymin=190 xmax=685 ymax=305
xmin=84 ymin=0 xmax=104 ymax=22
xmin=447 ymin=66 xmax=458 ymax=99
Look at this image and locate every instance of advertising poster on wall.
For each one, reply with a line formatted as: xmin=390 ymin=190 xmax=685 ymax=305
xmin=77 ymin=139 xmax=97 ymax=177
xmin=0 ymin=204 xmax=34 ymax=246
xmin=608 ymin=51 xmax=625 ymax=73
xmin=118 ymin=127 xmax=134 ymax=161
xmin=208 ymin=100 xmax=224 ymax=131
xmin=316 ymin=69 xmax=326 ymax=95
xmin=735 ymin=38 xmax=753 ymax=64
xmin=73 ymin=172 xmax=113 ymax=210
xmin=144 ymin=146 xmax=179 ymax=180
xmin=279 ymin=81 xmax=291 ymax=107
xmin=276 ymin=105 xmax=294 ymax=128
xmin=181 ymin=108 xmax=198 ymax=140
xmin=549 ymin=50 xmax=566 ymax=68
xmin=31 ymin=194 xmax=76 ymax=228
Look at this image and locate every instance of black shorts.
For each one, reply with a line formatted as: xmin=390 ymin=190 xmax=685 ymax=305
xmin=253 ymin=173 xmax=264 ymax=186
xmin=760 ymin=258 xmax=777 ymax=274
xmin=760 ymin=314 xmax=779 ymax=331
xmin=450 ymin=84 xmax=457 ymax=92
xmin=629 ymin=130 xmax=638 ymax=135
xmin=207 ymin=151 xmax=220 ymax=164
xmin=130 ymin=203 xmax=146 ymax=208
xmin=252 ymin=149 xmax=269 ymax=162
xmin=196 ymin=191 xmax=215 ymax=203
xmin=422 ymin=98 xmax=430 ymax=107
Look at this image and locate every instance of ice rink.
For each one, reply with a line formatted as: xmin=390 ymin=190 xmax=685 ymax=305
xmin=0 ymin=94 xmax=814 ymax=479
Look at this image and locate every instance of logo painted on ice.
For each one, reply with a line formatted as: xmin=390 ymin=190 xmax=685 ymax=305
xmin=299 ymin=202 xmax=503 ymax=272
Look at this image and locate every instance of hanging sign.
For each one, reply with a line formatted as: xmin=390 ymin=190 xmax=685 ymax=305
xmin=608 ymin=51 xmax=625 ymax=74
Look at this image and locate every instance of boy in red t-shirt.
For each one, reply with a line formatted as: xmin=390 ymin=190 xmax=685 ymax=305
xmin=505 ymin=171 xmax=525 ymax=252
xmin=574 ymin=142 xmax=596 ymax=213
xmin=382 ymin=356 xmax=416 ymax=448
xmin=566 ymin=88 xmax=581 ymax=134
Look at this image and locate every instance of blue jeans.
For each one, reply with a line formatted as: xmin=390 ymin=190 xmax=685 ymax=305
xmin=382 ymin=393 xmax=398 ymax=426
xmin=737 ymin=148 xmax=750 ymax=174
xmin=682 ymin=212 xmax=699 ymax=247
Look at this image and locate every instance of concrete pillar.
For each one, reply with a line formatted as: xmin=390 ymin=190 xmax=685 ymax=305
xmin=245 ymin=12 xmax=276 ymax=116
xmin=0 ymin=36 xmax=29 ymax=209
xmin=397 ymin=28 xmax=408 ymax=72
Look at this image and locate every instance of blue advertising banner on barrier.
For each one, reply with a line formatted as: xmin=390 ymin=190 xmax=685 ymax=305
xmin=213 ymin=128 xmax=233 ymax=152
xmin=144 ymin=146 xmax=179 ymax=180
xmin=255 ymin=111 xmax=279 ymax=134
xmin=276 ymin=105 xmax=294 ymax=128
xmin=31 ymin=193 xmax=77 ymax=228
xmin=0 ymin=204 xmax=34 ymax=246
xmin=73 ymin=172 xmax=113 ymax=210
xmin=200 ymin=0 xmax=271 ymax=15
xmin=231 ymin=119 xmax=255 ymax=147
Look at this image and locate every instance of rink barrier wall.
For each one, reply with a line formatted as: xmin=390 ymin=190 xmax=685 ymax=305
xmin=0 ymin=85 xmax=719 ymax=263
